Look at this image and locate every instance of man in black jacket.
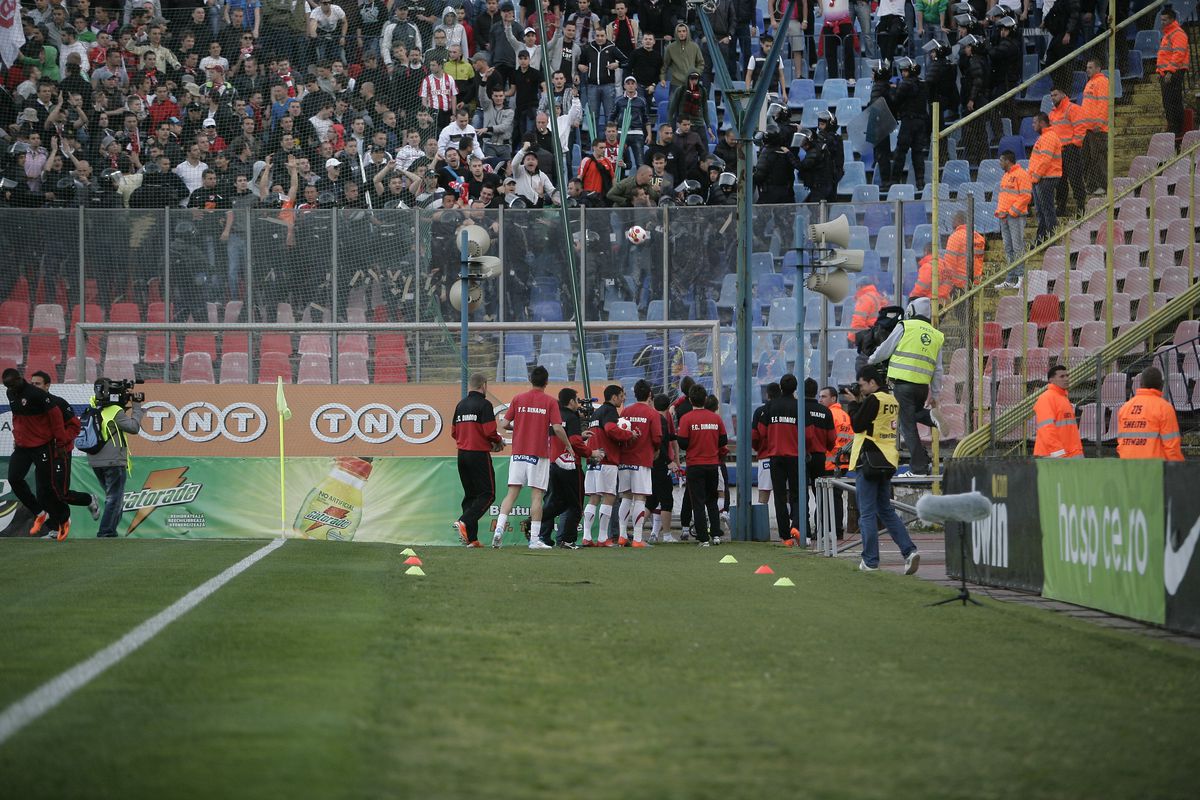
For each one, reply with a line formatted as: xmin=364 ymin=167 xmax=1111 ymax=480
xmin=540 ymin=387 xmax=594 ymax=548
xmin=29 ymin=370 xmax=99 ymax=527
xmin=451 ymin=372 xmax=503 ymax=546
xmin=802 ymin=377 xmax=836 ymax=544
xmin=890 ymin=57 xmax=928 ymax=188
xmin=794 ymin=128 xmax=832 ymax=203
xmin=957 ymin=35 xmax=991 ymax=164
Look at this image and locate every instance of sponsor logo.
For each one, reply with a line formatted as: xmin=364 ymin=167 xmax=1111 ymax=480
xmin=1055 ymin=484 xmax=1151 ymax=583
xmin=139 ymin=401 xmax=268 ymax=444
xmin=302 ymin=505 xmax=352 ymax=532
xmin=125 ymin=467 xmax=204 ymax=534
xmin=310 ymin=403 xmax=442 ymax=445
xmin=970 ymin=476 xmax=1008 ymax=569
xmin=1165 ymin=500 xmax=1200 ymax=597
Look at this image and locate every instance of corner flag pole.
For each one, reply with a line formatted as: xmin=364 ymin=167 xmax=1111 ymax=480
xmin=276 ymin=377 xmax=292 ymax=538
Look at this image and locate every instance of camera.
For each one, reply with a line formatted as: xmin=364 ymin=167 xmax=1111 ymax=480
xmin=95 ymin=377 xmax=145 ymax=404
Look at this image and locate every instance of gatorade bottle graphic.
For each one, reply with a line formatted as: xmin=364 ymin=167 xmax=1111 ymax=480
xmin=293 ymin=457 xmax=374 ymax=541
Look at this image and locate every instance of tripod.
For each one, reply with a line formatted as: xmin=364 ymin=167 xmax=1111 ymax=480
xmin=928 ymin=526 xmax=983 ymax=607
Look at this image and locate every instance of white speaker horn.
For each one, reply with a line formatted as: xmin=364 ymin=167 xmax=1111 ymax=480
xmin=807 ymin=214 xmax=851 ymax=248
xmin=463 ymin=224 xmax=492 ymax=257
xmin=468 ymin=255 xmax=503 ymax=279
xmin=818 ymin=248 xmax=866 ymax=272
xmin=449 ymin=279 xmax=483 ymax=312
xmin=805 ymin=268 xmax=851 ymax=304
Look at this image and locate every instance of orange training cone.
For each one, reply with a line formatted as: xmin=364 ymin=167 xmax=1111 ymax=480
xmin=754 ymin=565 xmax=775 ymax=575
xmin=404 ymin=556 xmax=423 ymax=566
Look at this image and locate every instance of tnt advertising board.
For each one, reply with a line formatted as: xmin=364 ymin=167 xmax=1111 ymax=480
xmin=943 ymin=459 xmax=1043 ymax=593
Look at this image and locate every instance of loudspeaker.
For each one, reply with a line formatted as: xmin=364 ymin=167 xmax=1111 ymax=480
xmin=448 ymin=279 xmax=482 ymax=312
xmin=817 ymin=248 xmax=866 ymax=271
xmin=469 ymin=255 xmax=503 ymax=279
xmin=806 ymin=268 xmax=852 ymax=303
xmin=463 ymin=224 xmax=492 ymax=257
xmin=807 ymin=214 xmax=851 ymax=248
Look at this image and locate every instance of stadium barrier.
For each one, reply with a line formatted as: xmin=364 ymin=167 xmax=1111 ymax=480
xmin=943 ymin=458 xmax=1200 ymax=635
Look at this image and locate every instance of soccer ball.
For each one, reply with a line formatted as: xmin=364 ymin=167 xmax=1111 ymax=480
xmin=617 ymin=417 xmax=633 ymax=432
xmin=625 ymin=225 xmax=650 ymax=245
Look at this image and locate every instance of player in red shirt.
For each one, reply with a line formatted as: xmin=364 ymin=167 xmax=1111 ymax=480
xmin=646 ymin=393 xmax=680 ymax=543
xmin=616 ymin=379 xmax=662 ymax=547
xmin=493 ymin=365 xmax=573 ymax=550
xmin=750 ymin=381 xmax=780 ymax=506
xmin=677 ymin=384 xmax=727 ymax=546
xmin=582 ymin=383 xmax=635 ymax=546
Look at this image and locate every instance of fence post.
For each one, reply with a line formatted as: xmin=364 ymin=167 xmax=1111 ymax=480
xmin=1095 ymin=353 xmax=1104 ymax=456
xmin=245 ymin=207 xmax=254 ymax=322
xmin=1148 ymin=177 xmax=1157 ymax=316
xmin=894 ymin=199 xmax=904 ymax=305
xmin=414 ymin=209 xmax=422 ymax=382
xmin=76 ymin=205 xmax=86 ymax=382
xmin=989 ymin=374 xmax=998 ymax=454
xmin=162 ymin=206 xmax=171 ymax=383
xmin=931 ymin=101 xmax=942 ymax=325
xmin=330 ymin=211 xmax=340 ymax=384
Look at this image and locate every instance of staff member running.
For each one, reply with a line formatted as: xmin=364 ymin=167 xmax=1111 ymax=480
xmin=29 ymin=371 xmax=100 ymax=528
xmin=2 ymin=368 xmax=74 ymax=540
xmin=616 ymin=379 xmax=662 ymax=548
xmin=452 ymin=372 xmax=503 ymax=547
xmin=677 ymin=384 xmax=727 ymax=547
xmin=493 ymin=365 xmax=573 ymax=550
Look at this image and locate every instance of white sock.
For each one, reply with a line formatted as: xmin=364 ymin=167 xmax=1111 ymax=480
xmin=651 ymin=514 xmax=662 ymax=536
xmin=618 ymin=498 xmax=632 ymax=539
xmin=530 ymin=520 xmax=542 ymax=543
xmin=598 ymin=504 xmax=612 ymax=542
xmin=632 ymin=499 xmax=647 ymax=542
xmin=495 ymin=514 xmax=508 ymax=538
xmin=582 ymin=504 xmax=597 ymax=541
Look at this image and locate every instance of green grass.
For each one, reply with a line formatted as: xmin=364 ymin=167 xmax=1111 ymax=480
xmin=1 ymin=539 xmax=1198 ymax=800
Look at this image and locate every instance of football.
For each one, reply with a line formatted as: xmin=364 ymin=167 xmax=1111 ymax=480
xmin=617 ymin=417 xmax=633 ymax=431
xmin=625 ymin=225 xmax=650 ymax=245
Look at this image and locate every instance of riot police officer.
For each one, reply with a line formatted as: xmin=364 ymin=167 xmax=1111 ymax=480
xmin=957 ymin=34 xmax=991 ymax=164
xmin=922 ymin=39 xmax=958 ymax=127
xmin=869 ymin=59 xmax=895 ymax=189
xmin=815 ymin=110 xmax=845 ymax=194
xmin=890 ymin=57 xmax=929 ymax=188
xmin=796 ymin=128 xmax=836 ymax=203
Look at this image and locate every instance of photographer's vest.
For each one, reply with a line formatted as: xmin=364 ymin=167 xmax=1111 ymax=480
xmin=887 ymin=319 xmax=943 ymax=385
xmin=849 ymin=391 xmax=900 ymax=470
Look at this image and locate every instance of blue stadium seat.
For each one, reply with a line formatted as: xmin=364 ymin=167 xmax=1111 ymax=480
xmin=755 ymin=273 xmax=787 ymax=309
xmin=532 ymin=300 xmax=563 ymax=321
xmin=910 ymin=223 xmax=934 ymax=257
xmin=903 ymin=201 xmax=931 ymax=237
xmin=1110 ymin=69 xmax=1124 ymax=100
xmin=757 ymin=349 xmax=788 ymax=384
xmin=1135 ymin=29 xmax=1159 ymax=61
xmin=504 ymin=355 xmax=529 ymax=381
xmin=1126 ymin=50 xmax=1144 ymax=80
xmin=537 ymin=352 xmax=569 ymax=382
xmin=1022 ymin=53 xmax=1039 ymax=80
xmin=851 ymin=184 xmax=880 ymax=203
xmin=751 ymin=251 xmax=775 ymax=279
xmin=996 ymin=134 xmax=1026 ymax=161
xmin=607 ymin=300 xmax=639 ymax=321
xmin=1069 ymin=70 xmax=1087 ymax=102
xmin=863 ymin=203 xmax=891 ymax=235
xmin=941 ymin=159 xmax=971 ymax=189
xmin=834 ymin=97 xmax=864 ymax=122
xmin=575 ymin=350 xmax=609 ymax=382
xmin=540 ymin=332 xmax=573 ymax=355
xmin=822 ymin=78 xmax=849 ymax=102
xmin=646 ymin=299 xmax=665 ymax=320
xmin=829 ymin=202 xmax=858 ymax=224
xmin=847 ymin=224 xmax=871 ymax=251
xmin=1018 ymin=74 xmax=1051 ymax=104
xmin=854 ymin=77 xmax=872 ymax=99
xmin=787 ymin=79 xmax=816 ymax=108
xmin=715 ymin=273 xmax=737 ymax=310
xmin=886 ymin=183 xmax=916 ymax=201
xmin=801 ymin=98 xmax=826 ymax=128
xmin=874 ymin=225 xmax=897 ymax=258
xmin=767 ymin=297 xmax=797 ymax=330
xmin=976 ymin=159 xmax=1004 ymax=188
xmin=837 ymin=161 xmax=868 ymax=197
xmin=1019 ymin=116 xmax=1038 ymax=149
xmin=505 ymin=333 xmax=535 ymax=363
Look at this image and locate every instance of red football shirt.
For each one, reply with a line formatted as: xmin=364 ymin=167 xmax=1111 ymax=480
xmin=678 ymin=408 xmax=726 ymax=465
xmin=505 ymin=388 xmax=563 ymax=458
xmin=618 ymin=401 xmax=662 ymax=468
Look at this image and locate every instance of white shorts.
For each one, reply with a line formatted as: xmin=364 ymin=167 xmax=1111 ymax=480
xmin=618 ymin=464 xmax=653 ymax=496
xmin=508 ymin=454 xmax=549 ymax=492
xmin=757 ymin=459 xmax=772 ymax=491
xmin=585 ymin=463 xmax=619 ymax=495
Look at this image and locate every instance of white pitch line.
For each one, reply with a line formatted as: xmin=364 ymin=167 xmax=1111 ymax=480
xmin=0 ymin=537 xmax=286 ymax=747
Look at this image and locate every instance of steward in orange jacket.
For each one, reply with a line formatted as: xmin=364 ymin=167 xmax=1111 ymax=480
xmin=1116 ymin=368 xmax=1184 ymax=461
xmin=941 ymin=212 xmax=986 ymax=291
xmin=848 ymin=283 xmax=887 ymax=344
xmin=911 ymin=249 xmax=952 ymax=302
xmin=824 ymin=400 xmax=853 ymax=472
xmin=1158 ymin=8 xmax=1190 ymax=137
xmin=1033 ymin=366 xmax=1084 ymax=458
xmin=1079 ymin=59 xmax=1110 ymax=194
xmin=1028 ymin=123 xmax=1062 ymax=182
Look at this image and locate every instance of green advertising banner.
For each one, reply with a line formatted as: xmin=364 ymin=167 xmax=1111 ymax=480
xmin=0 ymin=456 xmax=539 ymax=547
xmin=1037 ymin=459 xmax=1166 ymax=624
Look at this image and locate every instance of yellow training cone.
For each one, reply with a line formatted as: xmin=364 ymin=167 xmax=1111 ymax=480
xmin=773 ymin=577 xmax=795 ymax=587
xmin=719 ymin=555 xmax=738 ymax=564
xmin=400 ymin=547 xmax=417 ymax=556
xmin=405 ymin=566 xmax=426 ymax=576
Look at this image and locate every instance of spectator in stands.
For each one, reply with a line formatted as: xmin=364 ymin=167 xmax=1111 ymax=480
xmin=608 ymin=164 xmax=660 ymax=206
xmin=308 ymin=0 xmax=349 ymax=63
xmin=567 ymin=0 xmax=601 ymax=45
xmin=1042 ymin=0 xmax=1081 ymax=87
xmin=509 ymin=143 xmax=558 ymax=205
xmin=995 ymin=150 xmax=1031 ymax=286
xmin=744 ymin=32 xmax=786 ymax=103
xmin=849 ymin=364 xmax=921 ymax=574
xmin=869 ymin=296 xmax=944 ymax=475
xmin=1116 ymin=367 xmax=1184 ymax=461
xmin=701 ymin=0 xmax=738 ymax=83
xmin=1157 ymin=7 xmax=1189 ymax=140
xmin=661 ymin=22 xmax=705 ymax=88
xmin=875 ymin=0 xmax=908 ymax=60
xmin=419 ymin=56 xmax=458 ymax=129
xmin=1028 ymin=111 xmax=1062 ymax=245
xmin=476 ymin=87 xmax=515 ymax=159
xmin=821 ymin=0 xmax=856 ymax=83
xmin=612 ymin=76 xmax=650 ymax=168
xmin=1032 ymin=364 xmax=1084 ymax=459
xmin=1048 ymin=87 xmax=1085 ymax=217
xmin=941 ymin=210 xmax=985 ymax=293
xmin=1079 ymin=58 xmax=1109 ymax=196
xmin=668 ymin=70 xmax=709 ymax=133
xmin=580 ymin=27 xmax=624 ymax=144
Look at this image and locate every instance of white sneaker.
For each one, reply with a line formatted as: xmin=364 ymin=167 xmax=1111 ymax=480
xmin=698 ymin=540 xmax=711 ymax=547
xmin=858 ymin=559 xmax=879 ymax=572
xmin=491 ymin=531 xmax=503 ymax=549
xmin=528 ymin=539 xmax=553 ymax=550
xmin=88 ymin=494 xmax=100 ymax=521
xmin=661 ymin=533 xmax=678 ymax=543
xmin=904 ymin=550 xmax=921 ymax=575
xmin=649 ymin=531 xmax=659 ymax=543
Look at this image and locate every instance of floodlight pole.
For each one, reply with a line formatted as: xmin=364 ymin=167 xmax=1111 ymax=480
xmin=697 ymin=0 xmax=798 ymax=540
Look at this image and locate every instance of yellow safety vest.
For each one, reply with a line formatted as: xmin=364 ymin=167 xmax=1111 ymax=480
xmin=850 ymin=391 xmax=900 ymax=470
xmin=887 ymin=319 xmax=944 ymax=385
xmin=93 ymin=397 xmax=133 ymax=473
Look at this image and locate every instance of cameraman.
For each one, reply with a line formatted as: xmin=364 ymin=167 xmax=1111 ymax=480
xmin=86 ymin=380 xmax=146 ymax=539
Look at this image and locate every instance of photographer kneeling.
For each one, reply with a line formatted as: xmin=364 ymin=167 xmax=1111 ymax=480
xmin=86 ymin=379 xmax=146 ymax=538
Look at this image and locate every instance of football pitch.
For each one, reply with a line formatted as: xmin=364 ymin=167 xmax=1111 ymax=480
xmin=2 ymin=539 xmax=1198 ymax=800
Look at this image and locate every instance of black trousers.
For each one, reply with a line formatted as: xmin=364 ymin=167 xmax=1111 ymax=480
xmin=10 ymin=444 xmax=71 ymax=529
xmin=1082 ymin=129 xmax=1108 ymax=194
xmin=1056 ymin=144 xmax=1086 ymax=216
xmin=456 ymin=450 xmax=495 ymax=543
xmin=686 ymin=464 xmax=721 ymax=542
xmin=53 ymin=450 xmax=94 ymax=508
xmin=541 ymin=463 xmax=584 ymax=544
xmin=770 ymin=454 xmax=801 ymax=539
xmin=646 ymin=462 xmax=675 ymax=514
xmin=1162 ymin=71 xmax=1186 ymax=137
xmin=8 ymin=445 xmax=45 ymax=517
xmin=892 ymin=119 xmax=927 ymax=187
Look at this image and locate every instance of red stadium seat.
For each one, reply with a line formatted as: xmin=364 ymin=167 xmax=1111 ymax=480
xmin=27 ymin=329 xmax=62 ymax=366
xmin=219 ymin=353 xmax=249 ymax=384
xmin=0 ymin=326 xmax=24 ymax=365
xmin=374 ymin=354 xmax=408 ymax=383
xmin=181 ymin=352 xmax=216 ymax=384
xmin=1029 ymin=294 xmax=1061 ymax=329
xmin=258 ymin=352 xmax=292 ymax=384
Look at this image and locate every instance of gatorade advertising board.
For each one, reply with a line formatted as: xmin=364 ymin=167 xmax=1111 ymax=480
xmin=943 ymin=458 xmax=1043 ymax=593
xmin=1164 ymin=461 xmax=1200 ymax=635
xmin=1037 ymin=459 xmax=1166 ymax=625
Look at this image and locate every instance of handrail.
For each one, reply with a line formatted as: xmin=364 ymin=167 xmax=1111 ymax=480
xmin=939 ymin=140 xmax=1200 ymax=318
xmin=938 ymin=0 xmax=1166 ymax=141
xmin=951 ymin=278 xmax=1200 ymax=457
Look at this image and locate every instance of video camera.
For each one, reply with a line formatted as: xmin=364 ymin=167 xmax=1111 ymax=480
xmin=95 ymin=377 xmax=145 ymax=405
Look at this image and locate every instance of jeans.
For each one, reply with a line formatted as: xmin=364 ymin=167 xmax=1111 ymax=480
xmin=850 ymin=0 xmax=877 ymax=59
xmin=1033 ymin=177 xmax=1059 ymax=243
xmin=584 ymin=83 xmax=616 ymax=137
xmin=855 ymin=470 xmax=917 ymax=568
xmin=998 ymin=214 xmax=1026 ymax=276
xmin=92 ymin=465 xmax=127 ymax=538
xmin=733 ymin=22 xmax=753 ymax=73
xmin=893 ymin=379 xmax=935 ymax=473
xmin=226 ymin=232 xmax=247 ymax=299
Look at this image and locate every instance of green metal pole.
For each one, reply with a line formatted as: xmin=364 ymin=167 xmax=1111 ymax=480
xmin=1105 ymin=0 xmax=1116 ymax=340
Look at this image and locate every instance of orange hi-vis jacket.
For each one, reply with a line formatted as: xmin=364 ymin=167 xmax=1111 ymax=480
xmin=1116 ymin=387 xmax=1184 ymax=461
xmin=1033 ymin=383 xmax=1084 ymax=458
xmin=1158 ymin=20 xmax=1189 ymax=75
xmin=1079 ymin=72 xmax=1109 ymax=133
xmin=824 ymin=402 xmax=853 ymax=472
xmin=1048 ymin=96 xmax=1084 ymax=148
xmin=848 ymin=284 xmax=887 ymax=343
xmin=911 ymin=252 xmax=952 ymax=301
xmin=996 ymin=163 xmax=1033 ymax=218
xmin=942 ymin=224 xmax=986 ymax=290
xmin=1029 ymin=128 xmax=1063 ymax=182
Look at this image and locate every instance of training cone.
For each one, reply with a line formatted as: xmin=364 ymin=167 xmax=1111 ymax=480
xmin=404 ymin=556 xmax=423 ymax=566
xmin=719 ymin=555 xmax=738 ymax=564
xmin=405 ymin=566 xmax=426 ymax=576
xmin=400 ymin=547 xmax=417 ymax=556
xmin=754 ymin=565 xmax=775 ymax=575
xmin=773 ymin=577 xmax=795 ymax=587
